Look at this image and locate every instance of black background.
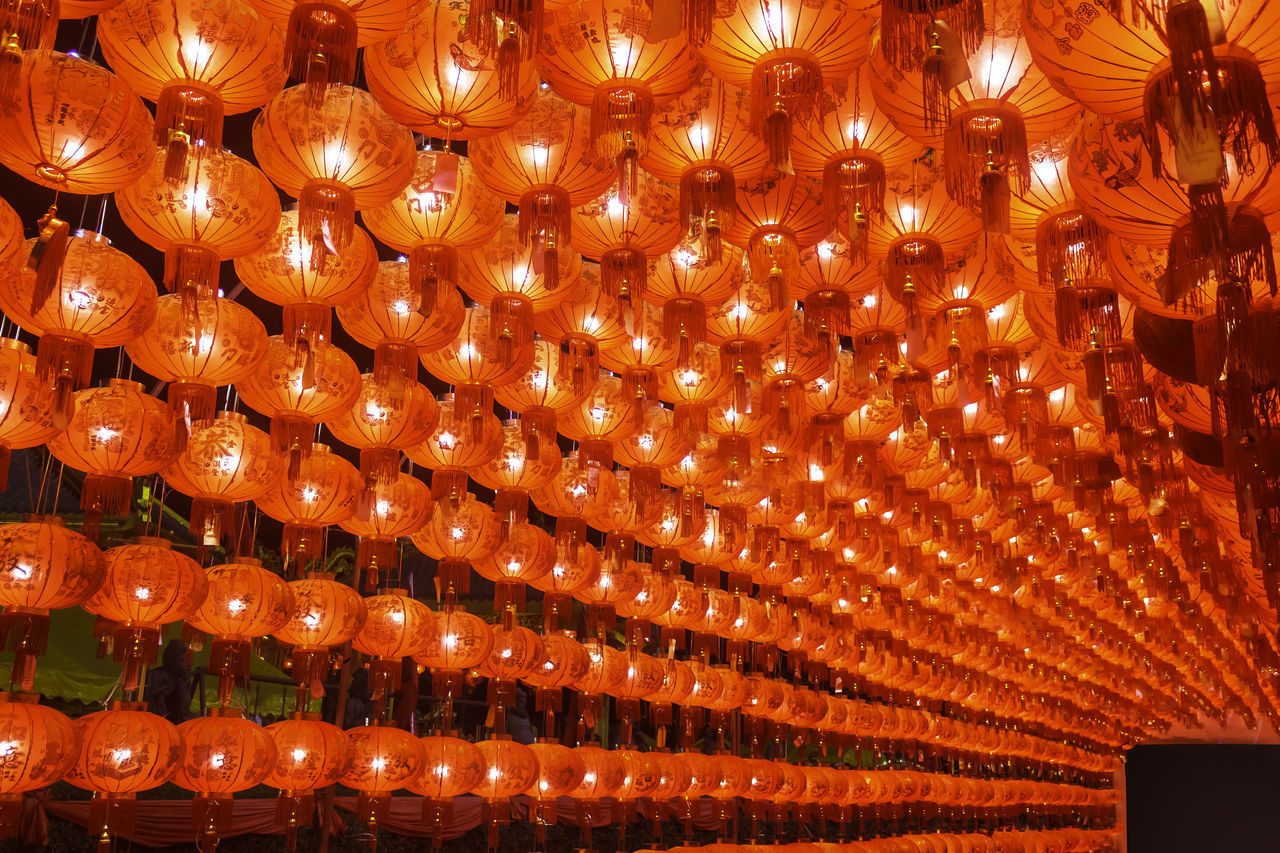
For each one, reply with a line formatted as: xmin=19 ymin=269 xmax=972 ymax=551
xmin=1126 ymin=744 xmax=1280 ymax=853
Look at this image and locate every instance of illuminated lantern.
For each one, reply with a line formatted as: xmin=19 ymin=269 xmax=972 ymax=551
xmin=0 ymin=52 xmax=151 ymax=196
xmin=523 ymin=631 xmax=588 ymax=725
xmin=492 ymin=338 xmax=591 ymax=463
xmin=648 ymin=245 xmax=746 ymax=377
xmin=566 ymin=743 xmax=626 ymax=847
xmin=413 ymin=603 xmax=492 ymax=726
xmin=234 ymin=211 xmax=376 ymax=357
xmin=570 ymin=175 xmax=684 ymax=315
xmin=265 ymin=713 xmax=347 ymax=847
xmin=362 ymin=151 xmax=506 ymax=315
xmin=187 ymin=559 xmax=294 ymax=705
xmin=459 ymin=217 xmax=581 ymax=358
xmin=274 ymin=572 xmax=368 ymax=699
xmin=469 ymin=89 xmax=615 ymax=272
xmin=469 ymin=420 xmax=562 ymax=547
xmin=99 ymin=0 xmax=286 ymax=178
xmin=0 ymin=339 xmax=60 ymax=488
xmin=699 ymin=0 xmax=875 ymax=166
xmin=0 ymin=518 xmax=104 ymax=689
xmin=0 ymin=0 xmax=55 ymax=105
xmin=706 ymin=279 xmax=790 ymax=412
xmin=615 ymin=405 xmax=693 ymax=505
xmin=352 ymin=590 xmax=436 ymax=712
xmin=174 ymin=709 xmax=276 ymax=849
xmin=420 ymin=307 xmax=534 ymax=434
xmin=126 ymin=294 xmax=269 ymax=447
xmin=64 ymin=703 xmax=181 ymax=847
xmin=0 ymin=694 xmax=79 ymax=832
xmin=407 ymin=396 xmax=503 ymax=512
xmin=791 ymin=70 xmax=917 ymax=259
xmin=235 ymin=336 xmax=362 ymax=476
xmin=340 ymin=724 xmax=425 ymax=836
xmin=336 ymin=259 xmax=466 ymax=397
xmin=256 ymin=443 xmax=362 ymax=572
xmin=410 ymin=490 xmax=501 ymax=598
xmin=538 ymin=0 xmax=701 ymax=200
xmin=337 ymin=471 xmax=434 ymax=592
xmin=0 ymin=231 xmax=156 ymax=423
xmin=524 ymin=739 xmax=582 ymax=839
xmin=641 ymin=71 xmax=769 ymax=261
xmin=408 ymin=735 xmax=485 ymax=846
xmin=162 ymin=412 xmax=282 ymax=547
xmin=869 ymin=0 xmax=1081 ymax=231
xmin=557 ymin=372 xmax=643 ymax=474
xmin=252 ymin=84 xmax=415 ymax=254
xmin=327 ymin=374 xmax=438 ymax=488
xmin=473 ymin=738 xmax=538 ymax=846
xmin=477 ymin=613 xmax=543 ymax=731
xmin=534 ymin=274 xmax=630 ymax=395
xmin=85 ymin=538 xmax=207 ymax=688
xmin=365 ymin=2 xmax=536 ymax=138
xmin=47 ymin=379 xmax=173 ymax=538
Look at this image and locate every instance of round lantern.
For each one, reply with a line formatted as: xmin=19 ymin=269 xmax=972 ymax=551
xmin=412 ymin=603 xmax=493 ymax=705
xmin=99 ymin=0 xmax=286 ymax=178
xmin=0 ymin=694 xmax=79 ymax=832
xmin=187 ymin=559 xmax=295 ymax=705
xmin=0 ymin=230 xmax=156 ymax=423
xmin=252 ymin=84 xmax=415 ymax=254
xmin=174 ymin=709 xmax=276 ymax=849
xmin=352 ymin=590 xmax=437 ymax=712
xmin=525 ymin=739 xmax=583 ymax=832
xmin=364 ymin=2 xmax=537 ymax=138
xmin=408 ymin=489 xmax=501 ymax=596
xmin=125 ymin=294 xmax=269 ymax=446
xmin=64 ymin=703 xmax=182 ymax=846
xmin=84 ymin=538 xmax=206 ymax=689
xmin=274 ymin=573 xmax=368 ymax=700
xmin=162 ymin=412 xmax=283 ymax=547
xmin=255 ymin=444 xmax=362 ymax=572
xmin=492 ymin=338 xmax=592 ymax=461
xmin=362 ymin=151 xmax=506 ymax=314
xmin=235 ymin=336 xmax=361 ymax=477
xmin=326 ymin=374 xmax=438 ymax=489
xmin=265 ymin=713 xmax=348 ymax=846
xmin=47 ymin=379 xmax=175 ymax=538
xmin=340 ymin=723 xmax=425 ymax=834
xmin=419 ymin=306 xmax=534 ymax=426
xmin=472 ymin=738 xmax=538 ymax=845
xmin=0 ymin=518 xmax=105 ymax=689
xmin=336 ymin=471 xmax=435 ymax=591
xmin=408 ymin=735 xmax=486 ymax=843
xmin=0 ymin=52 xmax=152 ymax=194
xmin=0 ymin=340 xmax=61 ymax=488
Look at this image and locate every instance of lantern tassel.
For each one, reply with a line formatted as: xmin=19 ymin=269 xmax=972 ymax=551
xmin=25 ymin=205 xmax=67 ymax=315
xmin=684 ymin=0 xmax=714 ymax=45
xmin=980 ymin=164 xmax=1010 ymax=233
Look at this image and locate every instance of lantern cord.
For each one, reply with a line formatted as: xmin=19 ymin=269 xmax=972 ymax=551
xmin=34 ymin=448 xmax=53 ymax=517
xmin=52 ymin=460 xmax=64 ymax=520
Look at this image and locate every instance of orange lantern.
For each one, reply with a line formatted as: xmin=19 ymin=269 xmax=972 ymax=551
xmin=327 ymin=374 xmax=439 ymax=488
xmin=0 ymin=339 xmax=60 ymax=488
xmin=0 ymin=693 xmax=79 ymax=834
xmin=699 ymin=0 xmax=875 ymax=165
xmin=64 ymin=703 xmax=182 ymax=846
xmin=174 ymin=709 xmax=276 ymax=849
xmin=339 ymin=723 xmax=425 ymax=835
xmin=99 ymin=0 xmax=286 ymax=178
xmin=47 ymin=379 xmax=174 ymax=538
xmin=491 ymin=337 xmax=592 ymax=460
xmin=412 ymin=602 xmax=492 ymax=725
xmin=337 ymin=471 xmax=435 ymax=592
xmin=235 ymin=336 xmax=361 ymax=476
xmin=255 ymin=443 xmax=363 ymax=572
xmin=469 ymin=89 xmax=615 ymax=270
xmin=729 ymin=172 xmax=831 ymax=313
xmin=234 ymin=211 xmax=376 ymax=356
xmin=162 ymin=412 xmax=283 ymax=547
xmin=125 ymin=294 xmax=269 ymax=447
xmin=0 ymin=51 xmax=152 ymax=195
xmin=408 ymin=490 xmax=501 ymax=596
xmin=362 ymin=150 xmax=507 ymax=314
xmin=408 ymin=735 xmax=485 ymax=846
xmin=85 ymin=538 xmax=207 ymax=689
xmin=274 ymin=572 xmax=368 ymax=700
xmin=252 ymin=84 xmax=415 ymax=254
xmin=538 ymin=0 xmax=701 ymax=200
xmin=0 ymin=0 xmax=55 ymax=104
xmin=524 ymin=739 xmax=583 ymax=837
xmin=472 ymin=737 xmax=538 ymax=846
xmin=0 ymin=231 xmax=156 ymax=422
xmin=419 ymin=306 xmax=533 ymax=431
xmin=469 ymin=421 xmax=562 ymax=543
xmin=364 ymin=2 xmax=537 ymax=138
xmin=0 ymin=518 xmax=104 ymax=689
xmin=187 ymin=558 xmax=295 ymax=705
xmin=115 ymin=148 xmax=281 ymax=306
xmin=352 ymin=590 xmax=437 ymax=713
xmin=566 ymin=743 xmax=626 ymax=846
xmin=335 ymin=259 xmax=466 ymax=397
xmin=265 ymin=713 xmax=348 ymax=847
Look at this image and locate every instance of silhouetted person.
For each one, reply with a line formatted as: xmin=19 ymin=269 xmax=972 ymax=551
xmin=506 ymin=683 xmax=535 ymax=744
xmin=145 ymin=640 xmax=198 ymax=725
xmin=344 ymin=668 xmax=373 ymax=728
